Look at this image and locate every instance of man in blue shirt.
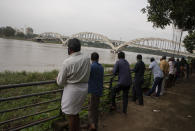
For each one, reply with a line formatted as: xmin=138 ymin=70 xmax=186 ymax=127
xmin=146 ymin=57 xmax=164 ymax=97
xmin=111 ymin=52 xmax=132 ymax=114
xmin=88 ymin=52 xmax=104 ymax=131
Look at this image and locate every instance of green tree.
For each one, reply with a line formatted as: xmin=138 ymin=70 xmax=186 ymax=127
xmin=142 ymin=0 xmax=195 ymax=31
xmin=3 ymin=26 xmax=16 ymax=37
xmin=16 ymin=32 xmax=25 ymax=38
xmin=142 ymin=0 xmax=195 ymax=53
xmin=183 ymin=31 xmax=195 ymax=53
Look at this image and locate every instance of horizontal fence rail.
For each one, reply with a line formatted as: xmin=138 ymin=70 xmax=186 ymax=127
xmin=0 ymin=98 xmax=61 ymax=114
xmin=0 ymin=108 xmax=59 ymax=125
xmin=0 ymin=80 xmax=56 ymax=90
xmin=8 ymin=115 xmax=60 ymax=131
xmin=0 ymin=89 xmax=63 ymax=102
xmin=0 ymin=71 xmax=151 ymax=130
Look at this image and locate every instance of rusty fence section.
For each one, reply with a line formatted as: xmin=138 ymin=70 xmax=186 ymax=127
xmin=0 ymin=71 xmax=151 ymax=131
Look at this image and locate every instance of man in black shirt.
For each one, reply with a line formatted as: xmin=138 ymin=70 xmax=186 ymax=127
xmin=174 ymin=58 xmax=180 ymax=80
xmin=132 ymin=54 xmax=145 ymax=105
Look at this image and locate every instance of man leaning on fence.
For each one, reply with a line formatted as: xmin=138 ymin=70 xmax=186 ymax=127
xmin=88 ymin=52 xmax=104 ymax=131
xmin=111 ymin=51 xmax=132 ymax=114
xmin=146 ymin=57 xmax=164 ymax=97
xmin=57 ymin=38 xmax=91 ymax=131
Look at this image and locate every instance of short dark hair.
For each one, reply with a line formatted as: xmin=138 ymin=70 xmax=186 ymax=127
xmin=162 ymin=56 xmax=166 ymax=60
xmin=118 ymin=52 xmax=125 ymax=59
xmin=150 ymin=57 xmax=155 ymax=62
xmin=137 ymin=54 xmax=142 ymax=60
xmin=91 ymin=52 xmax=99 ymax=61
xmin=67 ymin=38 xmax=81 ymax=52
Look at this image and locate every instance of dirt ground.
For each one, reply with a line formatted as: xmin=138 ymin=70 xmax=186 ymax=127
xmin=98 ymin=74 xmax=195 ymax=131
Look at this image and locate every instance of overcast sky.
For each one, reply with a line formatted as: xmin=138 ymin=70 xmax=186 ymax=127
xmin=0 ymin=0 xmax=179 ymax=41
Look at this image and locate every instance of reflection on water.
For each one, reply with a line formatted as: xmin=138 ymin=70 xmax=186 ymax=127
xmin=0 ymin=38 xmax=161 ymax=72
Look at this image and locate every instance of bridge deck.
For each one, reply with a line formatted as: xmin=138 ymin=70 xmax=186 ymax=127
xmin=99 ymin=74 xmax=195 ymax=131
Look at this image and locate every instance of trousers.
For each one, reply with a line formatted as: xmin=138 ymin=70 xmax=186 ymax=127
xmin=147 ymin=77 xmax=163 ymax=97
xmin=88 ymin=94 xmax=100 ymax=129
xmin=111 ymin=84 xmax=130 ymax=113
xmin=132 ymin=79 xmax=144 ymax=105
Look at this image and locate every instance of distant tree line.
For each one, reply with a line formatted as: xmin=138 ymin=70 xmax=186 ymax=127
xmin=0 ymin=26 xmax=36 ymax=39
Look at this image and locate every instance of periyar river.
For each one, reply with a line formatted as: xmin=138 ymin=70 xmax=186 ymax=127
xmin=0 ymin=38 xmax=161 ymax=72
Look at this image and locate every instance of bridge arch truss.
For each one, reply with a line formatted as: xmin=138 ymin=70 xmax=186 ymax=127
xmin=37 ymin=32 xmax=66 ymax=44
xmin=63 ymin=32 xmax=115 ymax=49
xmin=36 ymin=32 xmax=194 ymax=57
xmin=114 ymin=38 xmax=194 ymax=57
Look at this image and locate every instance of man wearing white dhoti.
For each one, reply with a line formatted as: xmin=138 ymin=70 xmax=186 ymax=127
xmin=57 ymin=38 xmax=90 ymax=131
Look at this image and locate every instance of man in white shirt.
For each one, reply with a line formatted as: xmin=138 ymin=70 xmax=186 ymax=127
xmin=57 ymin=38 xmax=90 ymax=131
xmin=146 ymin=57 xmax=164 ymax=97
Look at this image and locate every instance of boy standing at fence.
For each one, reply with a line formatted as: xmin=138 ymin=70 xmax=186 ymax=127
xmin=88 ymin=52 xmax=104 ymax=131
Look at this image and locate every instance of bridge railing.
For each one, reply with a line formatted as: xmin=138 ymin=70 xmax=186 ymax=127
xmin=0 ymin=71 xmax=152 ymax=130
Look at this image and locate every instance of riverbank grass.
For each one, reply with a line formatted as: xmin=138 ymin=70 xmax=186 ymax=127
xmin=0 ymin=70 xmax=113 ymax=130
xmin=0 ymin=70 xmax=60 ymax=130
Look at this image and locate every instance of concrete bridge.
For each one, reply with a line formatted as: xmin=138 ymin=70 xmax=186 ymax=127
xmin=35 ymin=32 xmax=195 ymax=57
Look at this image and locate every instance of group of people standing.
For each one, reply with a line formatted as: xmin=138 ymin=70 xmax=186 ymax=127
xmin=56 ymin=38 xmax=194 ymax=131
xmin=145 ymin=55 xmax=194 ymax=98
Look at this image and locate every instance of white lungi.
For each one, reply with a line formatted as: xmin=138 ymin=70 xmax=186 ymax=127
xmin=61 ymin=83 xmax=88 ymax=115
